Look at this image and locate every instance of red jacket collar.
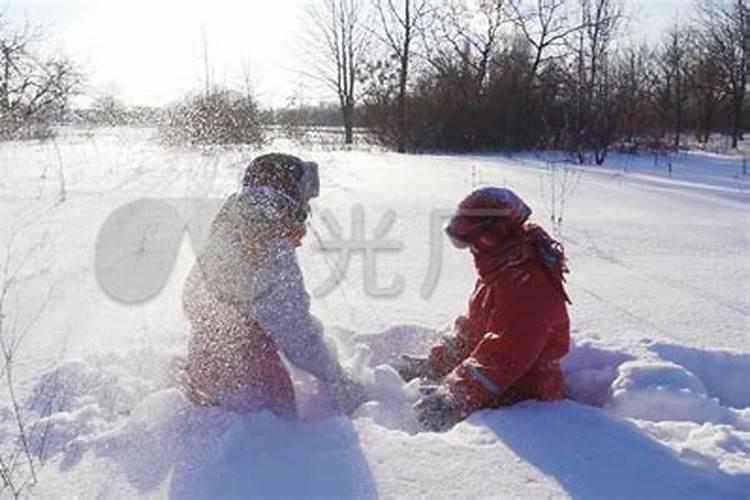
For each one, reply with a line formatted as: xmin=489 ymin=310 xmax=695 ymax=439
xmin=472 ymin=233 xmax=533 ymax=283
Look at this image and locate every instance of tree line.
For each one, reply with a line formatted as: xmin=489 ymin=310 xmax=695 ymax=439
xmin=2 ymin=1 xmax=746 ymax=158
xmin=304 ymin=0 xmax=747 ymax=160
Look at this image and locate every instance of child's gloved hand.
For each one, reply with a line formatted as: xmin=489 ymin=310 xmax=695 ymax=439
xmin=393 ymin=355 xmax=437 ymax=382
xmin=326 ymin=375 xmax=368 ymax=416
xmin=413 ymin=385 xmax=463 ymax=432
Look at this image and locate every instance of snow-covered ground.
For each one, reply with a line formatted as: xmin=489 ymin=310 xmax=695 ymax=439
xmin=0 ymin=127 xmax=748 ymax=498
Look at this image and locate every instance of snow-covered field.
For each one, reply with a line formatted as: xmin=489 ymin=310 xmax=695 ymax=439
xmin=0 ymin=127 xmax=748 ymax=498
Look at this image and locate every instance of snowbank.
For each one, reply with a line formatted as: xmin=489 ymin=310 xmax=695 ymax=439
xmin=609 ymin=359 xmax=749 ymax=429
xmin=650 ymin=342 xmax=750 ymax=409
xmin=3 ymin=131 xmax=749 ymax=497
xmin=15 ymin=328 xmax=749 ymax=498
xmin=562 ymin=339 xmax=635 ymax=407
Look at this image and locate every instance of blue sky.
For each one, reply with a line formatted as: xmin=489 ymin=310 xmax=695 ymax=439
xmin=3 ymin=0 xmax=691 ymax=107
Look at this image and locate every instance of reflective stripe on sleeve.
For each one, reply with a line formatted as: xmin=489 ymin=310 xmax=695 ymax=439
xmin=463 ymin=360 xmax=503 ymax=396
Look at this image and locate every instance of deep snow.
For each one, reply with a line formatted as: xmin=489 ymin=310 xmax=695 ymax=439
xmin=0 ymin=127 xmax=748 ymax=498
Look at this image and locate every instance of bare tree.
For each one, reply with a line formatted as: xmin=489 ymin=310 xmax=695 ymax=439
xmin=695 ymin=0 xmax=747 ymax=149
xmin=304 ymin=0 xmax=371 ymax=144
xmin=689 ymin=43 xmax=727 ymax=145
xmin=505 ymin=0 xmax=588 ymax=149
xmin=655 ymin=24 xmax=693 ymax=149
xmin=570 ymin=0 xmax=623 ymax=164
xmin=506 ymin=0 xmax=583 ymax=83
xmin=403 ymin=0 xmax=509 ymax=150
xmin=0 ymin=15 xmax=82 ymax=140
xmin=615 ymin=43 xmax=657 ymax=146
xmin=373 ymin=0 xmax=432 ymax=152
xmin=433 ymin=0 xmax=508 ymax=97
xmin=540 ymin=161 xmax=581 ymax=235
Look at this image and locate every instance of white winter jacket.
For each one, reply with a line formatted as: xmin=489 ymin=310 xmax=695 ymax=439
xmin=183 ymin=187 xmax=342 ymax=383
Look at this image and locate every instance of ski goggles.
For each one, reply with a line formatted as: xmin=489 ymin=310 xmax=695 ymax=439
xmin=445 ymin=214 xmax=497 ymax=249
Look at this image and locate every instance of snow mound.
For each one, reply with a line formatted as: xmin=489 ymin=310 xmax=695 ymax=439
xmin=332 ymin=324 xmax=437 ymax=432
xmin=553 ymin=336 xmax=750 ymax=489
xmin=22 ymin=348 xmax=184 ymax=459
xmin=605 ymin=341 xmax=750 ymax=429
xmin=608 ymin=359 xmax=749 ymax=428
xmin=650 ymin=342 xmax=750 ymax=409
xmin=22 ymin=329 xmax=428 ymax=467
xmin=562 ymin=339 xmax=635 ymax=407
xmin=16 ymin=328 xmax=750 ymax=498
xmin=27 ymin=348 xmax=180 ymax=418
xmin=603 ymin=353 xmax=750 ymax=487
xmin=353 ymin=364 xmax=421 ymax=433
xmin=38 ymin=386 xmax=377 ymax=498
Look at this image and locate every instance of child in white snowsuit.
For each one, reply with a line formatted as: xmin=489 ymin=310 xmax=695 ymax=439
xmin=182 ymin=153 xmax=364 ymax=418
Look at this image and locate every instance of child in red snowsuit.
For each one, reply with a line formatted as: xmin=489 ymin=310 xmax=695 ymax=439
xmin=397 ymin=187 xmax=570 ymax=431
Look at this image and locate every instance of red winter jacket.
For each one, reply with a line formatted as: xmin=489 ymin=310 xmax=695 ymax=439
xmin=429 ymin=228 xmax=570 ymax=415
